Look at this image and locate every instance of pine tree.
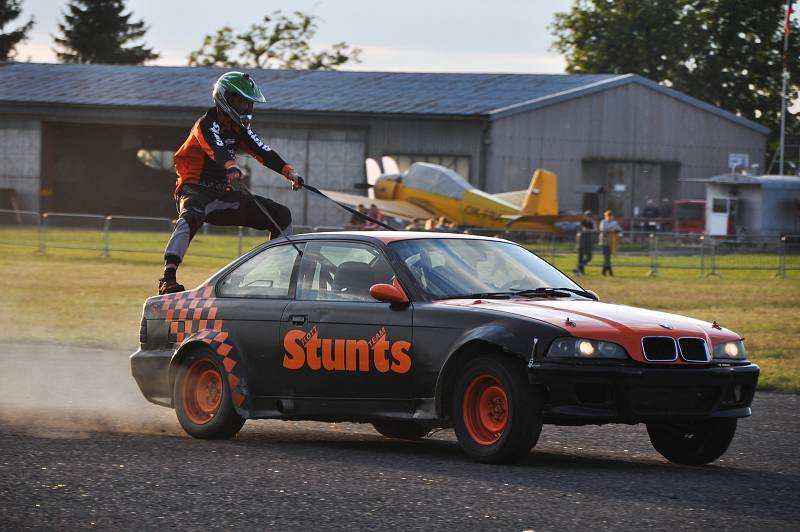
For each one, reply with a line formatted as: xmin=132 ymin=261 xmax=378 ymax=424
xmin=0 ymin=0 xmax=34 ymax=60
xmin=54 ymin=0 xmax=159 ymax=64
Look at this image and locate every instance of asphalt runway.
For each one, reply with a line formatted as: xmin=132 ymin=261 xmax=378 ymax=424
xmin=0 ymin=343 xmax=798 ymax=531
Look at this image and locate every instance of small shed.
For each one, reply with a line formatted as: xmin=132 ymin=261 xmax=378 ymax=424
xmin=705 ymin=174 xmax=800 ymax=236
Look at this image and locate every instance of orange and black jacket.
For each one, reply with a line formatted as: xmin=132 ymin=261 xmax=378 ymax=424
xmin=173 ymin=107 xmax=292 ymax=197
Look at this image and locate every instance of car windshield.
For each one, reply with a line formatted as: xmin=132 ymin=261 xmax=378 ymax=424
xmin=390 ymin=238 xmax=582 ymax=299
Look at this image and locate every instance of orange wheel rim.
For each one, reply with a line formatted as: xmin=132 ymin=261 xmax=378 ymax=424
xmin=182 ymin=359 xmax=223 ymax=425
xmin=462 ymin=374 xmax=509 ymax=445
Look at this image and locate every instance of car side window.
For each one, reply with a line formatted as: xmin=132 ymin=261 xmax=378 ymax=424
xmin=218 ymin=244 xmax=300 ymax=298
xmin=297 ymin=241 xmax=395 ymax=302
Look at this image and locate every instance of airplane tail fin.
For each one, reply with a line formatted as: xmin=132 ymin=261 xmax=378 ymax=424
xmin=520 ymin=169 xmax=559 ymax=216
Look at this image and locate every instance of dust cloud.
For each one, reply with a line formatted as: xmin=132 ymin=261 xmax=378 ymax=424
xmin=0 ymin=343 xmax=183 ymax=438
xmin=0 ymin=343 xmax=391 ymax=443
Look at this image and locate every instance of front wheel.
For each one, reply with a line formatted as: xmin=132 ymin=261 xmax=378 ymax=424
xmin=173 ymin=349 xmax=245 ymax=439
xmin=372 ymin=421 xmax=430 ymax=440
xmin=451 ymin=355 xmax=542 ymax=464
xmin=647 ymin=418 xmax=737 ymax=465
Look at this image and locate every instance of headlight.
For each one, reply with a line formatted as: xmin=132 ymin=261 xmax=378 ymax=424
xmin=547 ymin=337 xmax=628 ymax=359
xmin=713 ymin=340 xmax=746 ymax=360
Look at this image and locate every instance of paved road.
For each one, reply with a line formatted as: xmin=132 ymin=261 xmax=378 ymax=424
xmin=0 ymin=344 xmax=798 ymax=531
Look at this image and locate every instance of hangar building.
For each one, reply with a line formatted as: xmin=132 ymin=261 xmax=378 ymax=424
xmin=0 ymin=62 xmax=767 ymax=227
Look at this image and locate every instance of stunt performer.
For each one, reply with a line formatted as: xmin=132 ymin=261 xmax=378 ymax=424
xmin=159 ymin=71 xmax=301 ymax=295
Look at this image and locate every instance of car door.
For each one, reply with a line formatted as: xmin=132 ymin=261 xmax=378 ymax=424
xmin=277 ymin=240 xmax=414 ymax=402
xmin=215 ymin=242 xmax=302 ymax=397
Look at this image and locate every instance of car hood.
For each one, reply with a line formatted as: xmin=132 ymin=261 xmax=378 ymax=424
xmin=436 ymin=298 xmax=740 ymax=363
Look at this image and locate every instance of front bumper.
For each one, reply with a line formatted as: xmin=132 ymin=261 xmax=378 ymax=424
xmin=130 ymin=348 xmax=173 ymax=407
xmin=528 ymin=361 xmax=759 ymax=425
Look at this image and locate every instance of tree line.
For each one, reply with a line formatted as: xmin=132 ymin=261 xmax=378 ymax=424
xmin=0 ymin=0 xmax=361 ymax=69
xmin=0 ymin=0 xmax=796 ymax=148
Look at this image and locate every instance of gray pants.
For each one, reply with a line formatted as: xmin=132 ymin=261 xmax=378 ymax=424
xmin=602 ymin=244 xmax=613 ymax=275
xmin=165 ymin=184 xmax=292 ymax=265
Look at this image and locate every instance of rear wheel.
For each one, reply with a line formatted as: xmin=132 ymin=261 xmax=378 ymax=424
xmin=372 ymin=421 xmax=430 ymax=440
xmin=173 ymin=350 xmax=245 ymax=439
xmin=647 ymin=418 xmax=737 ymax=465
xmin=451 ymin=355 xmax=542 ymax=464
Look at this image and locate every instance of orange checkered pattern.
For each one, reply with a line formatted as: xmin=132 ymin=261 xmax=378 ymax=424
xmin=154 ymin=285 xmax=247 ymax=408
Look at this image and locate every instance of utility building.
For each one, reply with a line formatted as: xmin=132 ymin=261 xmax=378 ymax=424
xmin=0 ymin=63 xmax=767 ymax=227
xmin=704 ymin=174 xmax=800 ymax=236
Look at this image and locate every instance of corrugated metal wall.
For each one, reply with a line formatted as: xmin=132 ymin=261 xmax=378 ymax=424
xmin=487 ymin=83 xmax=767 ymax=212
xmin=248 ymin=127 xmax=366 ymax=228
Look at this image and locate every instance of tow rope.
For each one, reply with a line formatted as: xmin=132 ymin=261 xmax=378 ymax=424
xmin=233 ymin=181 xmax=304 ymax=255
xmin=234 ymin=176 xmax=397 ymax=255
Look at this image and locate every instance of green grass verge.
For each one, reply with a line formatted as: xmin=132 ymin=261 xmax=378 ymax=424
xmin=0 ymin=230 xmax=797 ymax=393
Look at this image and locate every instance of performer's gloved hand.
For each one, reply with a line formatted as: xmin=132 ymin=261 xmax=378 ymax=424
xmin=226 ymin=165 xmax=243 ymax=186
xmin=282 ymin=164 xmax=302 ymax=191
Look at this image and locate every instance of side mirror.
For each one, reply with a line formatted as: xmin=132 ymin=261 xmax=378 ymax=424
xmin=587 ymin=290 xmax=600 ymax=301
xmin=370 ymin=283 xmax=409 ymax=304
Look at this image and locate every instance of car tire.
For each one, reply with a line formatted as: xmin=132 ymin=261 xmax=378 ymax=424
xmin=372 ymin=421 xmax=430 ymax=440
xmin=173 ymin=349 xmax=245 ymax=440
xmin=646 ymin=418 xmax=737 ymax=465
xmin=451 ymin=355 xmax=542 ymax=464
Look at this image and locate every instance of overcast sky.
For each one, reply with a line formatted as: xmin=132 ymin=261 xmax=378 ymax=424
xmin=14 ymin=0 xmax=573 ymax=72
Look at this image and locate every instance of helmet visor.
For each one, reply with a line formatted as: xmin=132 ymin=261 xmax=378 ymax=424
xmin=226 ymin=93 xmax=254 ymax=116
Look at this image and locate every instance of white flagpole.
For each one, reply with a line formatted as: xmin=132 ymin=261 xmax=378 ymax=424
xmin=779 ymin=0 xmax=793 ymax=175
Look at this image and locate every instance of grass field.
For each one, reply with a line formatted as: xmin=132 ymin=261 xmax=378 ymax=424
xmin=1 ymin=229 xmax=798 ymax=393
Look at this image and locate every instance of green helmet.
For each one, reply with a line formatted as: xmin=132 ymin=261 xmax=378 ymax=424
xmin=212 ymin=71 xmax=267 ymax=129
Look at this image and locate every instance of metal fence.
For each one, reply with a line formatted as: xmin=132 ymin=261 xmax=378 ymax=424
xmin=1 ymin=208 xmax=798 ymax=276
xmin=0 ymin=208 xmax=342 ymax=260
xmin=464 ymin=228 xmax=800 ymax=277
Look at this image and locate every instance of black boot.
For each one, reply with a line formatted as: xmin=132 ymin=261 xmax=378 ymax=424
xmin=158 ymin=277 xmax=185 ymax=295
xmin=158 ymin=264 xmax=184 ymax=295
xmin=608 ymin=266 xmax=614 ymax=277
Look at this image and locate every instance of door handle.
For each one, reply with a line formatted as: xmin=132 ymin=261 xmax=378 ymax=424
xmin=290 ymin=314 xmax=307 ymax=326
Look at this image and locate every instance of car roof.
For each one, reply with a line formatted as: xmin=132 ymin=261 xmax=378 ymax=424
xmin=291 ymin=230 xmax=511 ymax=245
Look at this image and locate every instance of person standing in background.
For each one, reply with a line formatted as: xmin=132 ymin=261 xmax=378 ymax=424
xmin=573 ymin=211 xmax=596 ymax=275
xmin=362 ymin=204 xmax=386 ymax=230
xmin=405 ymin=218 xmax=425 ymax=231
xmin=599 ymin=210 xmax=624 ymax=276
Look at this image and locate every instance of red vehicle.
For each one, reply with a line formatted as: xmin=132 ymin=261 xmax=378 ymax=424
xmin=672 ymin=200 xmax=706 ymax=234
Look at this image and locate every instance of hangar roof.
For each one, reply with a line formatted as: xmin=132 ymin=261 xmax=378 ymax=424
xmin=0 ymin=62 xmax=767 ymax=133
xmin=708 ymin=174 xmax=800 ymax=189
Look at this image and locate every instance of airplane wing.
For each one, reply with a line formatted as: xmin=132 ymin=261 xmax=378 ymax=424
xmin=503 ymin=213 xmax=585 ymax=226
xmin=320 ymin=189 xmax=435 ymax=220
xmin=492 ymin=189 xmax=528 ymax=208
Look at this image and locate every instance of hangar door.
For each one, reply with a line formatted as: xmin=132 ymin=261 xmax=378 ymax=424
xmin=41 ymin=122 xmax=366 ymax=227
xmin=581 ymin=160 xmax=679 ymax=221
xmin=41 ymin=122 xmax=182 ymax=217
xmin=241 ymin=127 xmax=366 ymax=228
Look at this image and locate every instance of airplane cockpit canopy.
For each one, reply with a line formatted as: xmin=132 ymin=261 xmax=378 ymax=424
xmin=401 ymin=162 xmax=474 ymax=200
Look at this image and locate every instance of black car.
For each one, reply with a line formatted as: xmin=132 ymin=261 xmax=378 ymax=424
xmin=131 ymin=231 xmax=758 ymax=464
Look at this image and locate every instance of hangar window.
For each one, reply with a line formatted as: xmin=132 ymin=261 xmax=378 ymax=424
xmin=137 ymin=150 xmax=252 ymax=173
xmin=388 ymin=154 xmax=471 ymax=181
xmin=136 ymin=149 xmax=175 ymax=171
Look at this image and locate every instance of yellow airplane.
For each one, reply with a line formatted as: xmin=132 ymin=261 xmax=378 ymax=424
xmin=322 ymin=158 xmax=582 ymax=232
